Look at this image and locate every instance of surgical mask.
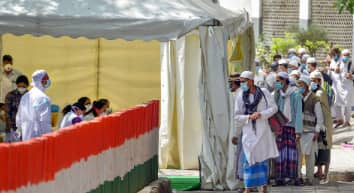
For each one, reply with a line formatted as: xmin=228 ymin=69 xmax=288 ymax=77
xmin=334 ymin=55 xmax=340 ymax=62
xmin=300 ymin=64 xmax=306 ymax=70
xmin=310 ymin=82 xmax=318 ymax=91
xmin=275 ymin=81 xmax=283 ymax=89
xmin=240 ymin=82 xmax=249 ymax=92
xmin=17 ymin=87 xmax=26 ymax=94
xmin=106 ymin=108 xmax=112 ymax=115
xmin=288 ymin=68 xmax=293 ymax=74
xmin=255 ymin=66 xmax=261 ymax=73
xmin=4 ymin=64 xmax=12 ymax=72
xmin=44 ymin=79 xmax=51 ymax=88
xmin=298 ymin=87 xmax=305 ymax=94
xmin=85 ymin=104 xmax=92 ymax=110
xmin=289 ymin=77 xmax=296 ymax=86
xmin=288 ymin=54 xmax=295 ymax=59
xmin=343 ymin=56 xmax=350 ymax=63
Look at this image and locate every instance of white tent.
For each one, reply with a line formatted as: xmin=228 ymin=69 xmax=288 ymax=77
xmin=0 ymin=0 xmax=248 ymax=41
xmin=0 ymin=0 xmax=255 ymax=190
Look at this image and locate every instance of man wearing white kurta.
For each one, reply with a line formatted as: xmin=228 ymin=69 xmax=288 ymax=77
xmin=16 ymin=70 xmax=52 ymax=141
xmin=338 ymin=49 xmax=354 ymax=127
xmin=234 ymin=71 xmax=279 ymax=193
xmin=328 ymin=48 xmax=347 ymax=127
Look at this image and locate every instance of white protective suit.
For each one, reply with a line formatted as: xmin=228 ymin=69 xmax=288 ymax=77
xmin=16 ymin=70 xmax=52 ymax=141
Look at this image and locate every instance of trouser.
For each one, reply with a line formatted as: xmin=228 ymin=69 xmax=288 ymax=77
xmin=297 ymin=142 xmax=316 ymax=182
xmin=336 ymin=105 xmax=351 ymax=123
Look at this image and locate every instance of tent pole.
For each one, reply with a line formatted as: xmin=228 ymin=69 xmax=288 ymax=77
xmin=96 ymin=38 xmax=101 ymax=99
xmin=0 ymin=35 xmax=3 ymax=66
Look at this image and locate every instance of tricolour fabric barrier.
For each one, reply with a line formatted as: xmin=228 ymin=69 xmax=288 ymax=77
xmin=0 ymin=100 xmax=159 ymax=193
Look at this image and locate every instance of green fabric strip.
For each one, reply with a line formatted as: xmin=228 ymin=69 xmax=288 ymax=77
xmin=87 ymin=155 xmax=158 ymax=193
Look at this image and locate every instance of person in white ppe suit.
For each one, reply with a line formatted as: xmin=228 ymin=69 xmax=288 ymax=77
xmin=16 ymin=70 xmax=52 ymax=141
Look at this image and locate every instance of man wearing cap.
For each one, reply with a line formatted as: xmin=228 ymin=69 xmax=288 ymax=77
xmin=228 ymin=74 xmax=242 ymax=190
xmin=16 ymin=70 xmax=52 ymax=141
xmin=297 ymin=75 xmax=324 ymax=185
xmin=300 ymin=54 xmax=310 ymax=75
xmin=278 ymin=59 xmax=289 ymax=73
xmin=310 ymin=71 xmax=333 ymax=184
xmin=289 ymin=70 xmax=300 ymax=86
xmin=233 ymin=71 xmax=279 ymax=193
xmin=338 ymin=49 xmax=354 ymax=127
xmin=298 ymin=48 xmax=307 ymax=59
xmin=273 ymin=71 xmax=303 ymax=185
xmin=327 ymin=48 xmax=347 ymax=127
xmin=266 ymin=62 xmax=279 ymax=92
xmin=288 ymin=48 xmax=297 ymax=60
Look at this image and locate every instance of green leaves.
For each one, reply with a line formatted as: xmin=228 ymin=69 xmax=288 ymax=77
xmin=335 ymin=0 xmax=354 ymax=14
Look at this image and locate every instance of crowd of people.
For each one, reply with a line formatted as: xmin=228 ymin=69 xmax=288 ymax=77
xmin=230 ymin=47 xmax=353 ymax=193
xmin=0 ymin=55 xmax=111 ymax=143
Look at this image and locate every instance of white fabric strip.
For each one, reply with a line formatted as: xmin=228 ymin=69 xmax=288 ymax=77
xmin=4 ymin=128 xmax=158 ymax=193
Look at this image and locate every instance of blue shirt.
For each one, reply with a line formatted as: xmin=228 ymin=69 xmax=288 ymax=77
xmin=274 ymin=89 xmax=303 ymax=133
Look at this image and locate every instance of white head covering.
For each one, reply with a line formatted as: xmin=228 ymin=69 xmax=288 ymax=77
xmin=307 ymin=57 xmax=316 ymax=64
xmin=299 ymin=75 xmax=311 ymax=86
xmin=278 ymin=59 xmax=288 ymax=65
xmin=32 ymin=69 xmax=48 ymax=91
xmin=277 ymin=71 xmax=289 ymax=80
xmin=342 ymin=49 xmax=351 ymax=55
xmin=302 ymin=54 xmax=310 ymax=62
xmin=289 ymin=59 xmax=299 ymax=67
xmin=290 ymin=70 xmax=300 ymax=77
xmin=240 ymin=71 xmax=254 ymax=80
xmin=310 ymin=71 xmax=322 ymax=80
xmin=298 ymin=48 xmax=306 ymax=54
xmin=288 ymin=48 xmax=296 ymax=54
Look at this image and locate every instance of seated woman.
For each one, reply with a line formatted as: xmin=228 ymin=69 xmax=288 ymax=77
xmin=84 ymin=99 xmax=110 ymax=121
xmin=59 ymin=102 xmax=86 ymax=129
xmin=77 ymin=96 xmax=91 ymax=111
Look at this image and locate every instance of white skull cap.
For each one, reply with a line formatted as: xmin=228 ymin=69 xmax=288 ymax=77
xmin=240 ymin=71 xmax=254 ymax=80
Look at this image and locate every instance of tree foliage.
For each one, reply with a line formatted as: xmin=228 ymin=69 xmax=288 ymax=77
xmin=335 ymin=0 xmax=354 ymax=14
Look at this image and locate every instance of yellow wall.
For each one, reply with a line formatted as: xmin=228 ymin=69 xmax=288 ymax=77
xmin=2 ymin=34 xmax=161 ymax=112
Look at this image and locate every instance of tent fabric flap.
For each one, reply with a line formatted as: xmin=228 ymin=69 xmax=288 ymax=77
xmin=0 ymin=0 xmax=251 ymax=41
xmin=159 ymin=32 xmax=202 ymax=170
xmin=199 ymin=26 xmax=233 ymax=190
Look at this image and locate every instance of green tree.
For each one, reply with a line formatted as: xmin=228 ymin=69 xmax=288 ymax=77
xmin=335 ymin=0 xmax=354 ymax=14
xmin=289 ymin=25 xmax=330 ymax=56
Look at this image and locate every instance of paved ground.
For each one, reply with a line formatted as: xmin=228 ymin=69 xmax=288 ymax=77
xmin=164 ymin=122 xmax=354 ymax=192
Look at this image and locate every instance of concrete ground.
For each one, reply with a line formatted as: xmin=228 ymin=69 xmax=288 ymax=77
xmin=164 ymin=123 xmax=354 ymax=193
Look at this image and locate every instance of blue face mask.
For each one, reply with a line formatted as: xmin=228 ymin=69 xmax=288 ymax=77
xmin=310 ymin=82 xmax=318 ymax=91
xmin=240 ymin=82 xmax=249 ymax=92
xmin=343 ymin=56 xmax=350 ymax=63
xmin=288 ymin=54 xmax=295 ymax=59
xmin=44 ymin=79 xmax=51 ymax=89
xmin=288 ymin=68 xmax=293 ymax=74
xmin=275 ymin=81 xmax=283 ymax=89
xmin=255 ymin=66 xmax=261 ymax=73
xmin=298 ymin=87 xmax=305 ymax=94
xmin=334 ymin=55 xmax=340 ymax=62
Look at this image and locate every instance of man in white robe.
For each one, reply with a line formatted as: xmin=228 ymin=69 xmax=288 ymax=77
xmin=338 ymin=49 xmax=354 ymax=127
xmin=233 ymin=71 xmax=279 ymax=193
xmin=16 ymin=70 xmax=52 ymax=141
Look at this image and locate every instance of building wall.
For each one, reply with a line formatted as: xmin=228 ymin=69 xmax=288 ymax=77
xmin=311 ymin=0 xmax=352 ymax=50
xmin=262 ymin=0 xmax=299 ymax=44
xmin=261 ymin=0 xmax=353 ymax=52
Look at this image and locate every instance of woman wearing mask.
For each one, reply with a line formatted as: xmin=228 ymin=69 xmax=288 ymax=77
xmin=59 ymin=102 xmax=86 ymax=129
xmin=77 ymin=96 xmax=91 ymax=111
xmin=84 ymin=99 xmax=110 ymax=121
